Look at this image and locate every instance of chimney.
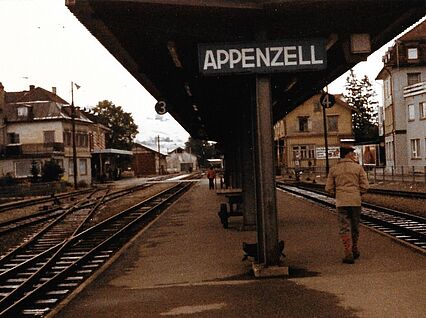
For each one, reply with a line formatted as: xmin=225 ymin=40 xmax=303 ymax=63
xmin=29 ymin=85 xmax=35 ymax=91
xmin=52 ymin=87 xmax=57 ymax=95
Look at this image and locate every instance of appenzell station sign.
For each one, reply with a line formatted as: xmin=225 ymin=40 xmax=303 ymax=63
xmin=198 ymin=38 xmax=326 ymax=75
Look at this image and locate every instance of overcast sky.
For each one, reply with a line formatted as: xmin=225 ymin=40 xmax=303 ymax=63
xmin=0 ymin=0 xmax=423 ymax=151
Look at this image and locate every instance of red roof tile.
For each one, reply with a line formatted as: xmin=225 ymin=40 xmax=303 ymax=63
xmin=8 ymin=87 xmax=69 ymax=104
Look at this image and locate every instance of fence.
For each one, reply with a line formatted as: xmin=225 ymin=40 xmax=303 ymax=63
xmin=281 ymin=165 xmax=426 ymax=184
xmin=364 ymin=166 xmax=426 ymax=184
xmin=0 ymin=182 xmax=67 ymax=198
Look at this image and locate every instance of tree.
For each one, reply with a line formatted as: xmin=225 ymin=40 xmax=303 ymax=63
xmin=30 ymin=160 xmax=40 ymax=183
xmin=41 ymin=159 xmax=64 ymax=182
xmin=92 ymin=100 xmax=139 ymax=150
xmin=343 ymin=69 xmax=379 ymax=142
xmin=185 ymin=137 xmax=220 ymax=168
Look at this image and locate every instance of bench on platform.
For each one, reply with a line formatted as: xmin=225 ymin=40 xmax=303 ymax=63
xmin=216 ymin=189 xmax=243 ymax=228
xmin=216 ymin=188 xmax=243 ymax=215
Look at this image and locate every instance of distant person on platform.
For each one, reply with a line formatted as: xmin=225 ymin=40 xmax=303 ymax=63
xmin=325 ymin=145 xmax=369 ymax=264
xmin=206 ymin=166 xmax=216 ymax=190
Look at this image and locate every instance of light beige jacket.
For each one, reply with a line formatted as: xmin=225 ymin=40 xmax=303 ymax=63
xmin=325 ymin=158 xmax=369 ymax=207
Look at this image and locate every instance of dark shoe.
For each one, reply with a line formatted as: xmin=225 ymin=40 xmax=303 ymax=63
xmin=342 ymin=255 xmax=355 ymax=264
xmin=353 ymin=250 xmax=360 ymax=260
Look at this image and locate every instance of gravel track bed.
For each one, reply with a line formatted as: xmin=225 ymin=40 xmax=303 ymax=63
xmin=0 ymin=182 xmax=175 ymax=257
xmin=363 ymin=194 xmax=426 ymax=218
xmin=1 ymin=179 xmax=424 ymax=257
xmin=364 ymin=182 xmax=426 ymax=218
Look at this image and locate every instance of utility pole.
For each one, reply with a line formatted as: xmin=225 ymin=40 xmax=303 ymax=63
xmin=157 ymin=135 xmax=161 ymax=175
xmin=71 ymin=82 xmax=78 ymax=189
xmin=322 ymin=86 xmax=330 ymax=175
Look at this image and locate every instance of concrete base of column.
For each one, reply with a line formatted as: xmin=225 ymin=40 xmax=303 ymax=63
xmin=252 ymin=263 xmax=289 ymax=277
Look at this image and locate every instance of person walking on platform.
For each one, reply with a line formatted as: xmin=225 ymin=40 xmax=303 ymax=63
xmin=206 ymin=166 xmax=216 ymax=190
xmin=325 ymin=145 xmax=369 ymax=264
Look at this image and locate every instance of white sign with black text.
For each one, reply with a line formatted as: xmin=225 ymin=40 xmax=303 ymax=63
xmin=316 ymin=147 xmax=340 ymax=160
xmin=198 ymin=39 xmax=326 ymax=75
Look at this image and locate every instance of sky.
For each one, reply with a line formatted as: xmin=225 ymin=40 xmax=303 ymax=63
xmin=0 ymin=0 xmax=424 ymax=152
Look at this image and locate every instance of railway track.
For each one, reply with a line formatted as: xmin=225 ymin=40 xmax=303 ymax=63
xmin=277 ymin=183 xmax=426 ymax=254
xmin=291 ymin=181 xmax=426 ymax=199
xmin=0 ymin=183 xmax=152 ymax=236
xmin=0 ymin=181 xmax=193 ymax=317
xmin=0 ymin=188 xmax=95 ymax=213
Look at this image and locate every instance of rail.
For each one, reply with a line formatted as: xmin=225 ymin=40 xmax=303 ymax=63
xmin=0 ymin=181 xmax=194 ymax=317
xmin=281 ymin=165 xmax=426 ymax=184
xmin=277 ymin=183 xmax=426 ymax=253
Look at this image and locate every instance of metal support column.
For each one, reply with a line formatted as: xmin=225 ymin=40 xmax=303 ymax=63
xmin=241 ymin=97 xmax=256 ymax=229
xmin=254 ymin=74 xmax=279 ymax=266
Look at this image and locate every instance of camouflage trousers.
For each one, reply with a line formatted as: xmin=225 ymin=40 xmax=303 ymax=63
xmin=337 ymin=206 xmax=361 ymax=237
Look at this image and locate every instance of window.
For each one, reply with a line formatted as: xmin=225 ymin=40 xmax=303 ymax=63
xmin=63 ymin=131 xmax=72 ymax=146
xmin=327 ymin=115 xmax=338 ymax=132
xmin=419 ymin=102 xmax=426 ymax=119
xmin=7 ymin=132 xmax=20 ymax=144
xmin=15 ymin=160 xmax=38 ymax=178
xmin=385 ymin=141 xmax=393 ymax=161
xmin=63 ymin=131 xmax=88 ymax=147
xmin=69 ymin=159 xmax=74 ymax=176
xmin=292 ymin=145 xmax=315 ymax=160
xmin=410 ymin=139 xmax=421 ymax=158
xmin=17 ymin=107 xmax=28 ymax=117
xmin=408 ymin=104 xmax=415 ymax=121
xmin=43 ymin=131 xmax=55 ymax=144
xmin=79 ymin=159 xmax=88 ymax=175
xmin=384 ymin=78 xmax=392 ymax=98
xmin=314 ymin=102 xmax=321 ymax=112
xmin=77 ymin=132 xmax=88 ymax=147
xmin=407 ymin=48 xmax=418 ymax=60
xmin=407 ymin=72 xmax=421 ymax=86
xmin=298 ymin=116 xmax=310 ymax=132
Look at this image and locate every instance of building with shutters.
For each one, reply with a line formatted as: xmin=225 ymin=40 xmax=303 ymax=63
xmin=0 ymin=83 xmax=108 ymax=185
xmin=376 ymin=20 xmax=426 ymax=168
xmin=274 ymin=92 xmax=354 ymax=172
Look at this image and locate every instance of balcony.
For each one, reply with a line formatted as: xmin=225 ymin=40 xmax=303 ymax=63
xmin=1 ymin=143 xmax=65 ymax=158
xmin=403 ymin=82 xmax=426 ymax=98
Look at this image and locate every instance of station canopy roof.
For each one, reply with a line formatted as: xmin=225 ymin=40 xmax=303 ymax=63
xmin=67 ymin=0 xmax=425 ymax=145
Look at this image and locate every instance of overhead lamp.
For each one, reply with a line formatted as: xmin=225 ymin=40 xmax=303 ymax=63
xmin=192 ymin=104 xmax=198 ymax=111
xmin=184 ymin=82 xmax=192 ymax=96
xmin=167 ymin=41 xmax=183 ymax=68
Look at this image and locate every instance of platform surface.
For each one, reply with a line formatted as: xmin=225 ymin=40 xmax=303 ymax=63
xmin=54 ymin=178 xmax=426 ymax=318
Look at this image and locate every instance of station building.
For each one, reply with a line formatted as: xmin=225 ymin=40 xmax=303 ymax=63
xmin=132 ymin=143 xmax=167 ymax=176
xmin=166 ymin=147 xmax=198 ymax=173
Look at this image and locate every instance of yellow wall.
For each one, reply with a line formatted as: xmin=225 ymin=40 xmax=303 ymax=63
xmin=274 ymin=93 xmax=353 ymax=169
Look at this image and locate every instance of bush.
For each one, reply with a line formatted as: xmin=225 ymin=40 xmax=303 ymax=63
xmin=0 ymin=173 xmax=16 ymax=186
xmin=41 ymin=159 xmax=64 ymax=182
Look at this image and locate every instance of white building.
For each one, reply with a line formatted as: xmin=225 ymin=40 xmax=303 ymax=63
xmin=166 ymin=147 xmax=198 ymax=173
xmin=376 ymin=20 xmax=426 ymax=168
